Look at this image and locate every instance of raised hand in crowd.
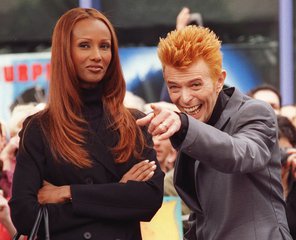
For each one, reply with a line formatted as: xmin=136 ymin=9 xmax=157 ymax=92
xmin=176 ymin=7 xmax=191 ymax=30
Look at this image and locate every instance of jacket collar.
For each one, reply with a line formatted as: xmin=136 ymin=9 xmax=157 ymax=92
xmin=85 ymin=115 xmax=121 ymax=180
xmin=214 ymin=87 xmax=245 ymax=130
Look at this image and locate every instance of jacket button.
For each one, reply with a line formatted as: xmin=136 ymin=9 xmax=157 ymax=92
xmin=83 ymin=231 xmax=92 ymax=239
xmin=84 ymin=177 xmax=93 ymax=184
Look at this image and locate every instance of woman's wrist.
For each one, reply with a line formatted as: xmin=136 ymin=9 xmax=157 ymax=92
xmin=60 ymin=185 xmax=72 ymax=202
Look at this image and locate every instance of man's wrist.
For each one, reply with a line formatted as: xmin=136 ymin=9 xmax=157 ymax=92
xmin=170 ymin=112 xmax=188 ymax=149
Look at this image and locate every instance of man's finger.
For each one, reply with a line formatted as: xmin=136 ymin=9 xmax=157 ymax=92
xmin=158 ymin=124 xmax=180 ymax=141
xmin=136 ymin=112 xmax=154 ymax=127
xmin=150 ymin=104 xmax=163 ymax=115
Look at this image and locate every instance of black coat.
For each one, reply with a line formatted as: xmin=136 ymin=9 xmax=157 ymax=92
xmin=9 ymin=109 xmax=164 ymax=240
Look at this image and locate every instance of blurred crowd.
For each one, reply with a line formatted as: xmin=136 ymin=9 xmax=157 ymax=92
xmin=0 ymin=6 xmax=295 ymax=240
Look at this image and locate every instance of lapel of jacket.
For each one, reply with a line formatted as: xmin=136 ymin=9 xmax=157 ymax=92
xmin=214 ymin=87 xmax=245 ymax=130
xmin=174 ymin=152 xmax=203 ymax=213
xmin=85 ymin=117 xmax=121 ymax=180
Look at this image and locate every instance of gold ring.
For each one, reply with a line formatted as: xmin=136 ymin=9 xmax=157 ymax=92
xmin=161 ymin=123 xmax=168 ymax=129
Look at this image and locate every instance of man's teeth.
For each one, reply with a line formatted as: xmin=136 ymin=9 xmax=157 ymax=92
xmin=184 ymin=105 xmax=201 ymax=114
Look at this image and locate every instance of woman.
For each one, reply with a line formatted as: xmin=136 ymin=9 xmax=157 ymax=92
xmin=9 ymin=8 xmax=164 ymax=240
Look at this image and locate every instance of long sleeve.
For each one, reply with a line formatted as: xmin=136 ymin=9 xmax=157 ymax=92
xmin=9 ymin=115 xmax=164 ymax=236
xmin=9 ymin=117 xmax=95 ymax=235
xmin=179 ymin=100 xmax=278 ymax=173
xmin=70 ymin=117 xmax=164 ymax=221
xmin=71 ymin=174 xmax=164 ymax=221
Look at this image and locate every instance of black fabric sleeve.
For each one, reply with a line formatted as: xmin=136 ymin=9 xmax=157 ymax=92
xmin=170 ymin=112 xmax=189 ymax=149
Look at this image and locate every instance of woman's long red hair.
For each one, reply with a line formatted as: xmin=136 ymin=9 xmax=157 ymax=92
xmin=40 ymin=8 xmax=145 ymax=168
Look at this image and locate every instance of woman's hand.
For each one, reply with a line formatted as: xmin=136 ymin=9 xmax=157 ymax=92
xmin=120 ymin=160 xmax=156 ymax=183
xmin=38 ymin=181 xmax=71 ymax=204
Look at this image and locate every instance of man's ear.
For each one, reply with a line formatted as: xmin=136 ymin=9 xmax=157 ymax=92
xmin=216 ymin=70 xmax=226 ymax=93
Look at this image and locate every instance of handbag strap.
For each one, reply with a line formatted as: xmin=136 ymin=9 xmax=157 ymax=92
xmin=43 ymin=206 xmax=50 ymax=240
xmin=12 ymin=233 xmax=21 ymax=240
xmin=28 ymin=205 xmax=50 ymax=240
xmin=28 ymin=207 xmax=44 ymax=240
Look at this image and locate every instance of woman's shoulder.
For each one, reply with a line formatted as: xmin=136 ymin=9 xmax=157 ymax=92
xmin=127 ymin=108 xmax=146 ymax=120
xmin=20 ymin=110 xmax=48 ymax=139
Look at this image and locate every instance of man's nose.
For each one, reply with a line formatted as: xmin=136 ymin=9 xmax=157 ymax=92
xmin=180 ymin=89 xmax=193 ymax=104
xmin=153 ymin=138 xmax=160 ymax=147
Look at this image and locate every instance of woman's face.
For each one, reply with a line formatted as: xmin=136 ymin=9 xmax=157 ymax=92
xmin=71 ymin=18 xmax=112 ymax=87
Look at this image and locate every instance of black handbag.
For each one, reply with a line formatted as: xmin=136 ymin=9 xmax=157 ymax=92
xmin=13 ymin=205 xmax=50 ymax=240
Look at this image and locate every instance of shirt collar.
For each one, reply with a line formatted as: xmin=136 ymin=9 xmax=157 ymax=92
xmin=207 ymin=91 xmax=229 ymax=126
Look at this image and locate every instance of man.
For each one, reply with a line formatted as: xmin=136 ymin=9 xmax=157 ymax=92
xmin=247 ymin=84 xmax=282 ymax=114
xmin=281 ymin=104 xmax=296 ymax=128
xmin=137 ymin=25 xmax=292 ymax=239
xmin=153 ymin=134 xmax=177 ymax=173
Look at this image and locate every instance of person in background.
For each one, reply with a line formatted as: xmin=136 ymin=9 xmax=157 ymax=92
xmin=124 ymin=91 xmax=147 ymax=112
xmin=9 ymin=8 xmax=163 ymax=240
xmin=247 ymin=84 xmax=281 ymax=114
xmin=8 ymin=103 xmax=42 ymax=138
xmin=281 ymin=104 xmax=296 ymax=128
xmin=152 ymin=134 xmax=176 ymax=173
xmin=0 ymin=121 xmax=7 ymax=153
xmin=277 ymin=115 xmax=296 ymax=239
xmin=137 ymin=25 xmax=293 ymax=239
xmin=0 ymin=103 xmax=45 ymax=199
xmin=0 ymin=189 xmax=18 ymax=240
xmin=0 ymin=104 xmax=44 ymax=240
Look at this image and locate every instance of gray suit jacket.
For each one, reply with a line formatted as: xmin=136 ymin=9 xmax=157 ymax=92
xmin=174 ymin=88 xmax=292 ymax=240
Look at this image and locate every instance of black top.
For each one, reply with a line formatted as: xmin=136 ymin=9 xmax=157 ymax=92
xmin=80 ymin=84 xmax=104 ymax=130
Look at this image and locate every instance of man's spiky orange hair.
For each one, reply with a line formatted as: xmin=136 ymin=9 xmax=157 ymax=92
xmin=158 ymin=25 xmax=222 ymax=81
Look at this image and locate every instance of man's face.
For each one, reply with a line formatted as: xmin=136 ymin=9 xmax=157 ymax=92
xmin=164 ymin=59 xmax=225 ymax=122
xmin=153 ymin=135 xmax=172 ymax=163
xmin=153 ymin=135 xmax=177 ymax=172
xmin=252 ymin=90 xmax=280 ymax=114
